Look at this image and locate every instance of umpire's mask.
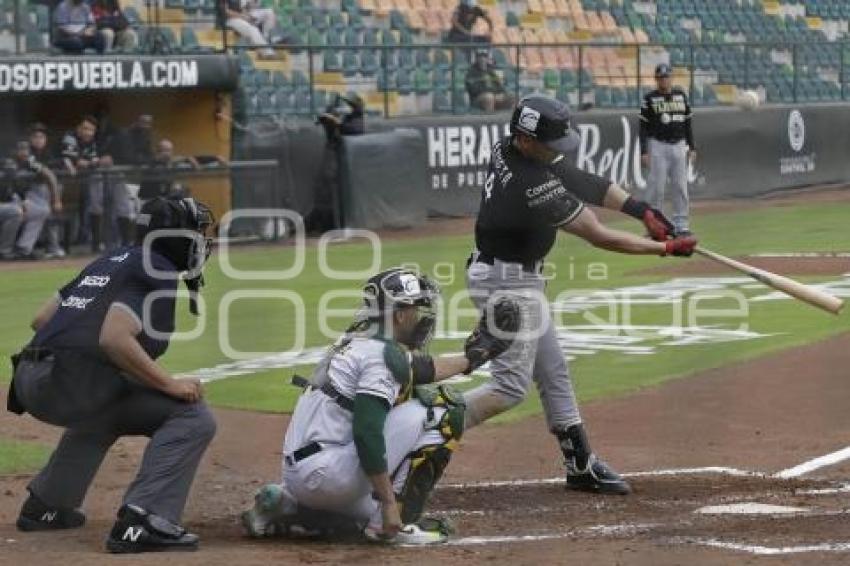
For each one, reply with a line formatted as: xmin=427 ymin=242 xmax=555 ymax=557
xmin=136 ymin=197 xmax=215 ymax=315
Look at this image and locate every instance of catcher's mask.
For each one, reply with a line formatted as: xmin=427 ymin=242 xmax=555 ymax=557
xmin=136 ymin=197 xmax=215 ymax=315
xmin=359 ymin=268 xmax=440 ymax=350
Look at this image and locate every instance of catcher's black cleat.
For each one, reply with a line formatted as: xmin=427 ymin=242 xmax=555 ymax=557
xmin=16 ymin=492 xmax=86 ymax=532
xmin=106 ymin=504 xmax=199 ymax=554
xmin=566 ymin=454 xmax=631 ymax=495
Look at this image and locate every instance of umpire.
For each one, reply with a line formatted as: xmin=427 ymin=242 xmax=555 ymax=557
xmin=639 ymin=63 xmax=696 ymax=237
xmin=465 ymin=94 xmax=696 ymax=495
xmin=7 ymin=197 xmax=217 ymax=553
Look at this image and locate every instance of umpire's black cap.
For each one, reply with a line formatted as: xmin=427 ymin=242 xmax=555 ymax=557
xmin=510 ymin=94 xmax=581 ymax=153
xmin=655 ymin=63 xmax=672 ymax=78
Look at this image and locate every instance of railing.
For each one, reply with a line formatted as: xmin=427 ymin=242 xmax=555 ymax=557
xmin=231 ymin=40 xmax=850 ymax=118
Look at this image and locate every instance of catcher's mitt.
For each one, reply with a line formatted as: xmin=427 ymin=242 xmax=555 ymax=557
xmin=464 ymin=296 xmax=521 ymax=374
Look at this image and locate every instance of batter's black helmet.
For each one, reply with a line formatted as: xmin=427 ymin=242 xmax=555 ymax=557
xmin=510 ymin=94 xmax=581 ymax=153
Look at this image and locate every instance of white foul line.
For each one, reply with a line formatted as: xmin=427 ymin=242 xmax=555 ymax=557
xmin=774 ymin=446 xmax=850 ymax=479
xmin=681 ymin=538 xmax=850 ymax=555
xmin=439 ymin=467 xmax=760 ymax=490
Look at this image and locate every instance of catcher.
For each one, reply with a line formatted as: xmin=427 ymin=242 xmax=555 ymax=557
xmin=241 ymin=268 xmax=519 ymax=544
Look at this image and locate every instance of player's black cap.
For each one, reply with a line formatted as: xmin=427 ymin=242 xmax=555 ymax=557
xmin=655 ymin=63 xmax=672 ymax=78
xmin=510 ymin=94 xmax=581 ymax=153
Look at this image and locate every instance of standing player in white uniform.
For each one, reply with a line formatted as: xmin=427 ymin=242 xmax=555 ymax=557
xmin=241 ymin=268 xmax=518 ymax=544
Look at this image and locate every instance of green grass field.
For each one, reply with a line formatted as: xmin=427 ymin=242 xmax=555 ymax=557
xmin=1 ymin=200 xmax=848 ymax=431
xmin=0 ymin=439 xmax=52 ymax=474
xmin=0 ymin=200 xmax=848 ymax=471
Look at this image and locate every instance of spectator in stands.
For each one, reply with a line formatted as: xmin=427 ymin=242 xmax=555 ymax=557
xmin=220 ymin=0 xmax=278 ymax=59
xmin=139 ymin=139 xmax=199 ymax=201
xmin=0 ymin=141 xmax=62 ymax=260
xmin=53 ymin=0 xmax=107 ymax=54
xmin=0 ymin=168 xmax=23 ymax=261
xmin=62 ymin=115 xmax=106 ymax=252
xmin=28 ymin=123 xmax=67 ymax=259
xmin=91 ymin=0 xmax=138 ymax=52
xmin=465 ymin=49 xmax=514 ymax=112
xmin=121 ymin=114 xmax=155 ymax=165
xmin=447 ymin=0 xmax=492 ymax=44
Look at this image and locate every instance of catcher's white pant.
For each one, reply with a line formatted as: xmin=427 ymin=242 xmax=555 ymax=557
xmin=464 ymin=256 xmax=582 ymax=433
xmin=282 ymin=393 xmax=446 ymax=527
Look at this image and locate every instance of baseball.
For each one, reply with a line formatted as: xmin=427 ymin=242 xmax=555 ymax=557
xmin=737 ymin=89 xmax=761 ymax=110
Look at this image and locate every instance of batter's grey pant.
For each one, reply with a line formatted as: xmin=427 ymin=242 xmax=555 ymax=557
xmin=13 ymin=355 xmax=216 ymax=524
xmin=464 ymin=256 xmax=581 ymax=433
xmin=0 ymin=201 xmax=23 ymax=255
xmin=16 ymin=188 xmax=51 ymax=255
xmin=646 ymin=138 xmax=690 ymax=233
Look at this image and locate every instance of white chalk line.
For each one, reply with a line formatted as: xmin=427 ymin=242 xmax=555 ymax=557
xmin=439 ymin=467 xmax=761 ymax=490
xmin=675 ymin=537 xmax=850 ymax=555
xmin=798 ymin=483 xmax=850 ymax=495
xmin=774 ymin=446 xmax=850 ymax=479
xmin=447 ymin=523 xmax=658 ymax=547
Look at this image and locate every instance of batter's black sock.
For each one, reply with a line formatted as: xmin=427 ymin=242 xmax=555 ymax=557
xmin=556 ymin=424 xmax=592 ymax=470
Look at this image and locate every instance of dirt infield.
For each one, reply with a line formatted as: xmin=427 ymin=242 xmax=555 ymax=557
xmin=2 ymin=330 xmax=850 ymax=564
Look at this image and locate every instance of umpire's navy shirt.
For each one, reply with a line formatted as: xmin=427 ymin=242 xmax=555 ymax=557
xmin=32 ymin=246 xmax=179 ymax=360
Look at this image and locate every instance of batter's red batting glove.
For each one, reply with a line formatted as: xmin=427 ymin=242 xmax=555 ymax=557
xmin=642 ymin=208 xmax=675 ymax=241
xmin=663 ymin=236 xmax=698 ymax=257
xmin=621 ymin=197 xmax=675 ymax=241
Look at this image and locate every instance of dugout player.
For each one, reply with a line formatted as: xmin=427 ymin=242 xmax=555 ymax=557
xmin=241 ymin=268 xmax=518 ymax=544
xmin=465 ymin=94 xmax=697 ymax=496
xmin=7 ymin=197 xmax=217 ymax=553
xmin=639 ymin=63 xmax=696 ymax=237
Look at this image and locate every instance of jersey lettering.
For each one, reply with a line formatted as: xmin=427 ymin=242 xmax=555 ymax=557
xmin=78 ymin=275 xmax=111 ymax=287
xmin=60 ymin=296 xmax=94 ymax=309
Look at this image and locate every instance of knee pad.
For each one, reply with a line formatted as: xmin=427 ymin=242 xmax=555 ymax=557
xmin=395 ymin=384 xmax=466 ymax=524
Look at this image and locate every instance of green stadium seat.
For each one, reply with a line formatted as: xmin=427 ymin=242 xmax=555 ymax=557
xmin=413 ymin=69 xmax=432 ymax=94
xmin=543 ymin=69 xmax=560 ymax=90
xmin=432 ymin=89 xmax=452 ymax=113
xmin=344 ymin=28 xmax=361 ymax=46
xmin=181 ymin=27 xmax=212 ymax=53
xmin=276 ymin=89 xmax=293 ymax=112
xmin=398 ymin=48 xmax=415 ymax=70
xmin=397 ymin=68 xmax=413 ymax=94
xmin=342 ymin=51 xmax=359 ymax=77
xmin=324 ymin=50 xmax=343 ymax=73
xmin=360 ymin=49 xmax=379 ymax=76
xmin=415 ymin=49 xmax=432 ymax=71
xmin=272 ymin=71 xmax=289 ymax=88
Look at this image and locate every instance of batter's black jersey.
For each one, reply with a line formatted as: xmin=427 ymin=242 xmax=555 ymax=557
xmin=474 ymin=137 xmax=610 ymax=264
xmin=639 ymin=88 xmax=694 ymax=151
xmin=31 ymin=246 xmax=179 ymax=360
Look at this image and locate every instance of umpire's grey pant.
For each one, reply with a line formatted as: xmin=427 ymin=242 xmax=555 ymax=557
xmin=464 ymin=256 xmax=581 ymax=433
xmin=13 ymin=355 xmax=216 ymax=524
xmin=645 ymin=138 xmax=690 ymax=233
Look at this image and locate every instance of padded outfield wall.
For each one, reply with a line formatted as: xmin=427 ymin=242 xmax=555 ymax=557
xmin=240 ymin=103 xmax=850 ymax=229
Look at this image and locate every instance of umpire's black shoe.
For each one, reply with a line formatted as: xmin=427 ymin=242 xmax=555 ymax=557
xmin=16 ymin=492 xmax=86 ymax=532
xmin=106 ymin=504 xmax=199 ymax=554
xmin=566 ymin=454 xmax=631 ymax=495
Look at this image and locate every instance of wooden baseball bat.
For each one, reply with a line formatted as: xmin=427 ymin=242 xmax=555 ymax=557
xmin=693 ymin=247 xmax=844 ymax=315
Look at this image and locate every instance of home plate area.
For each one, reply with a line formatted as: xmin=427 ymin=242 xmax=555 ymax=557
xmin=424 ymin=466 xmax=850 ymax=556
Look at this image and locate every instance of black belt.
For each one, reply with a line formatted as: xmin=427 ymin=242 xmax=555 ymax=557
xmin=650 ymin=137 xmax=686 ymax=145
xmin=285 ymin=441 xmax=322 ymax=466
xmin=319 ymin=382 xmax=355 ymax=412
xmin=468 ymin=252 xmax=541 ymax=274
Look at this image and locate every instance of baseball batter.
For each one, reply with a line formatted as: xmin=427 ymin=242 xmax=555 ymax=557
xmin=464 ymin=94 xmax=697 ymax=495
xmin=241 ymin=268 xmax=518 ymax=544
xmin=639 ymin=63 xmax=697 ymax=237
